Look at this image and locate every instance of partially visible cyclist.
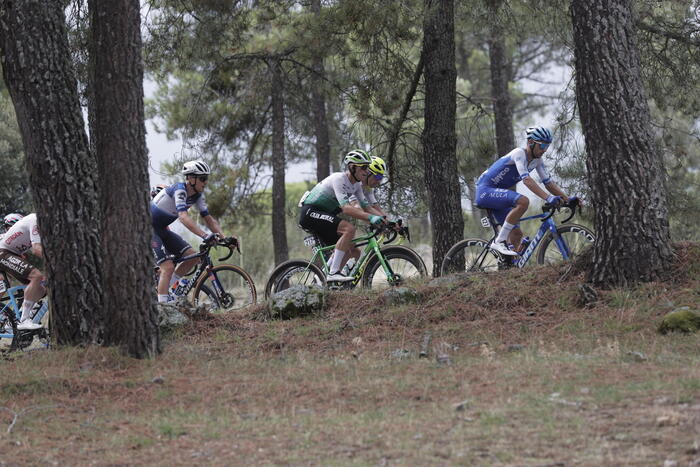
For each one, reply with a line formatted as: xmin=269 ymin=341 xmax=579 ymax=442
xmin=299 ymin=149 xmax=386 ymax=282
xmin=0 ymin=213 xmax=45 ymax=330
xmin=0 ymin=213 xmax=24 ymax=242
xmin=475 ymin=126 xmax=575 ymax=256
xmin=151 ymin=160 xmax=235 ymax=303
xmin=150 ymin=184 xmax=167 ymax=200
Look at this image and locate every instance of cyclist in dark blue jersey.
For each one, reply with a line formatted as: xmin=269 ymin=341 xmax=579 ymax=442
xmin=475 ymin=127 xmax=573 ymax=256
xmin=151 ymin=160 xmax=233 ymax=303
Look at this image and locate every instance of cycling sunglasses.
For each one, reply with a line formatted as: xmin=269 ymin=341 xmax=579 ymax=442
xmin=372 ymin=174 xmax=384 ymax=181
xmin=197 ymin=175 xmax=209 ymax=182
xmin=535 ymin=142 xmax=550 ymax=150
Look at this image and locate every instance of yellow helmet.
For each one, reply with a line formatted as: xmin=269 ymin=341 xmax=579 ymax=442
xmin=367 ymin=156 xmax=386 ymax=176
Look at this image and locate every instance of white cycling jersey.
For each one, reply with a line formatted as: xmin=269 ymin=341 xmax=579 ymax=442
xmin=302 ymin=172 xmax=368 ymax=214
xmin=151 ymin=182 xmax=210 ymax=228
xmin=0 ymin=213 xmax=40 ymax=255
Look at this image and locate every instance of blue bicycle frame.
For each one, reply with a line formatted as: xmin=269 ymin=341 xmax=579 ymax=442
xmin=514 ymin=211 xmax=572 ymax=267
xmin=0 ymin=282 xmax=49 ymax=340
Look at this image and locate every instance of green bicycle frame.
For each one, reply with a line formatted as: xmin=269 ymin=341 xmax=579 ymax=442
xmin=309 ymin=230 xmax=398 ymax=285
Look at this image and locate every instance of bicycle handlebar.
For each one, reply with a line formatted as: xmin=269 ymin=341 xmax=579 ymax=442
xmin=368 ymin=219 xmax=411 ymax=243
xmin=541 ymin=198 xmax=580 ymax=223
xmin=198 ymin=235 xmax=240 ymax=261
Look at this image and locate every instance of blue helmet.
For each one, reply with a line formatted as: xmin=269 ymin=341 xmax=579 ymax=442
xmin=525 ymin=126 xmax=553 ymax=144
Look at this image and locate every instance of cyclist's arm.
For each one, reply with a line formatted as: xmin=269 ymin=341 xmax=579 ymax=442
xmin=202 ymin=215 xmax=226 ymax=237
xmin=364 ymin=204 xmax=387 ymax=217
xmin=340 ymin=203 xmax=374 ymax=222
xmin=31 ymin=243 xmax=43 ymax=258
xmin=543 ymin=181 xmax=569 ymax=201
xmin=177 ymin=211 xmax=209 ymax=239
xmin=521 ymin=177 xmax=554 ymax=201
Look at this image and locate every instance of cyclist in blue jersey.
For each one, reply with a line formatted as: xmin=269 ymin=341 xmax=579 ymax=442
xmin=475 ymin=127 xmax=574 ymax=256
xmin=151 ymin=160 xmax=234 ymax=303
xmin=299 ymin=149 xmax=387 ymax=282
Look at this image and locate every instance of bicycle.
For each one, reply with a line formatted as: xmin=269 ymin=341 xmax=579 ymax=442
xmin=441 ymin=198 xmax=595 ymax=275
xmin=163 ymin=235 xmax=257 ymax=311
xmin=264 ymin=220 xmax=427 ymax=298
xmin=0 ymin=273 xmax=50 ymax=352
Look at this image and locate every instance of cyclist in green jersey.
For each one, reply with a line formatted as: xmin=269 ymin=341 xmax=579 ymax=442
xmin=299 ymin=149 xmax=387 ymax=282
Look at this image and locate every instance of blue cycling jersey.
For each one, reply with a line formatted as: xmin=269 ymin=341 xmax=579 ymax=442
xmin=477 ymin=147 xmax=551 ymax=188
xmin=151 ymin=182 xmax=210 ymax=228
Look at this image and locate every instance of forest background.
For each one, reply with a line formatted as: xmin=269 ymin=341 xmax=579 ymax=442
xmin=1 ymin=0 xmax=699 ymax=285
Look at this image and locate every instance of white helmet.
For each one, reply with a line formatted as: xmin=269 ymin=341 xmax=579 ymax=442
xmin=182 ymin=160 xmax=211 ymax=176
xmin=3 ymin=213 xmax=23 ymax=227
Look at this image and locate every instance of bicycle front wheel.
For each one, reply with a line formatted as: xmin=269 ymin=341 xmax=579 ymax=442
xmin=440 ymin=238 xmax=499 ymax=276
xmin=536 ymin=224 xmax=595 ymax=265
xmin=264 ymin=260 xmax=325 ymax=299
xmin=361 ymin=246 xmax=427 ymax=289
xmin=193 ymin=265 xmax=257 ymax=312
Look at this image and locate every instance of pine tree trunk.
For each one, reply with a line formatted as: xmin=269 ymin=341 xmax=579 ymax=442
xmin=0 ymin=0 xmax=103 ymax=344
xmin=570 ymin=0 xmax=673 ymax=286
xmin=271 ymin=59 xmax=289 ymax=265
xmin=310 ymin=0 xmax=330 ymax=182
xmin=89 ymin=0 xmax=160 ymax=357
xmin=422 ymin=0 xmax=463 ymax=276
xmin=487 ymin=0 xmax=514 ymax=158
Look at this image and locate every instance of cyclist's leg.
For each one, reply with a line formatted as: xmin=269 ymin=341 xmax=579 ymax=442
xmin=0 ymin=250 xmax=44 ymax=317
xmin=475 ymin=186 xmax=524 ymax=254
xmin=330 ymin=220 xmax=356 ymax=274
xmin=299 ymin=205 xmax=342 ymax=273
xmin=152 ymin=230 xmax=177 ymax=300
xmin=159 ymin=229 xmax=197 ymax=283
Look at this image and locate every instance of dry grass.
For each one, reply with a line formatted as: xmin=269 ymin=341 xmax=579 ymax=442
xmin=2 ymin=243 xmax=700 ymax=465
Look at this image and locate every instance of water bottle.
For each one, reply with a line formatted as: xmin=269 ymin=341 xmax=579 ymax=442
xmin=341 ymin=258 xmax=357 ymax=276
xmin=173 ymin=278 xmax=189 ymax=296
xmin=520 ymin=236 xmax=531 ymax=252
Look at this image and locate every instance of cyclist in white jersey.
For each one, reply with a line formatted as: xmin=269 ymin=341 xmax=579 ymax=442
xmin=475 ymin=126 xmax=574 ymax=256
xmin=0 ymin=213 xmax=45 ymax=330
xmin=151 ymin=160 xmax=233 ymax=303
xmin=299 ymin=149 xmax=387 ymax=282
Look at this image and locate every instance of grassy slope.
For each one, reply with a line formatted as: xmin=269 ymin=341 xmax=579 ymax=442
xmin=1 ymin=244 xmax=700 ymax=465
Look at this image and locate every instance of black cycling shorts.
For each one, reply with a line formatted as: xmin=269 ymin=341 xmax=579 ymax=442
xmin=298 ymin=205 xmax=342 ymax=246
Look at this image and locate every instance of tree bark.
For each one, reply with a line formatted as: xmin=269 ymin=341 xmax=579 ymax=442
xmin=487 ymin=0 xmax=515 ymax=158
xmin=570 ymin=0 xmax=673 ymax=286
xmin=0 ymin=0 xmax=103 ymax=344
xmin=310 ymin=0 xmax=330 ymax=182
xmin=271 ymin=59 xmax=289 ymax=265
xmin=89 ymin=0 xmax=160 ymax=357
xmin=422 ymin=0 xmax=463 ymax=276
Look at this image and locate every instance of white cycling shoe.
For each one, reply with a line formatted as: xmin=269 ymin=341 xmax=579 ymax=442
xmin=326 ymin=273 xmax=354 ymax=283
xmin=17 ymin=320 xmax=42 ymax=331
xmin=490 ymin=240 xmax=519 ymax=256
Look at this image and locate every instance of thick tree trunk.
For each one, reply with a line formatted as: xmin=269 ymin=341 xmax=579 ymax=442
xmin=570 ymin=0 xmax=673 ymax=286
xmin=310 ymin=0 xmax=330 ymax=182
xmin=89 ymin=0 xmax=160 ymax=357
xmin=487 ymin=0 xmax=515 ymax=158
xmin=271 ymin=59 xmax=289 ymax=265
xmin=0 ymin=0 xmax=103 ymax=344
xmin=422 ymin=0 xmax=463 ymax=276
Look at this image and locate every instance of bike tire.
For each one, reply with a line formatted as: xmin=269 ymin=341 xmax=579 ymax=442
xmin=536 ymin=223 xmax=595 ymax=265
xmin=361 ymin=245 xmax=427 ymax=289
xmin=192 ymin=264 xmax=257 ymax=312
xmin=440 ymin=238 xmax=499 ymax=276
xmin=0 ymin=309 xmax=19 ymax=352
xmin=264 ymin=260 xmax=325 ymax=299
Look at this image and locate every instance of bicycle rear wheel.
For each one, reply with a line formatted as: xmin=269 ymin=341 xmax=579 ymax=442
xmin=361 ymin=246 xmax=427 ymax=289
xmin=264 ymin=260 xmax=325 ymax=299
xmin=536 ymin=224 xmax=595 ymax=265
xmin=440 ymin=238 xmax=499 ymax=276
xmin=192 ymin=265 xmax=257 ymax=312
xmin=0 ymin=309 xmax=19 ymax=352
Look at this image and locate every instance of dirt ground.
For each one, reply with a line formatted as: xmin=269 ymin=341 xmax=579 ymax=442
xmin=1 ymin=244 xmax=700 ymax=465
